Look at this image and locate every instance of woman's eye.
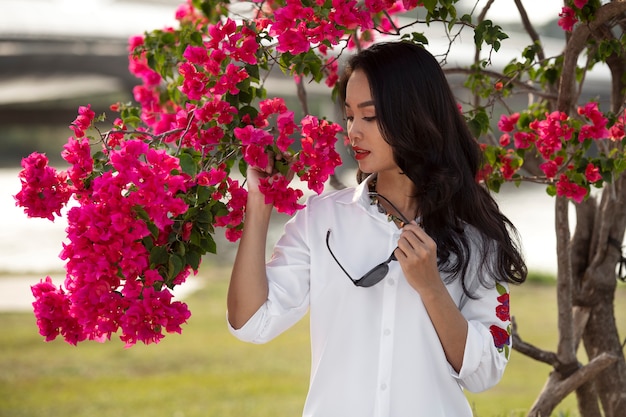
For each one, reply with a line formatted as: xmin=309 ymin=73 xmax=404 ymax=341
xmin=345 ymin=115 xmax=354 ymax=122
xmin=363 ymin=116 xmax=377 ymax=122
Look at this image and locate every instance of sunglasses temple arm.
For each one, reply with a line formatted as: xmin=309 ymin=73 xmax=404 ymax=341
xmin=326 ymin=230 xmax=357 ymax=283
xmin=368 ymin=192 xmax=412 ymax=225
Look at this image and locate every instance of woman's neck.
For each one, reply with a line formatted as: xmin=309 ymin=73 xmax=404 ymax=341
xmin=371 ymin=171 xmax=418 ymax=223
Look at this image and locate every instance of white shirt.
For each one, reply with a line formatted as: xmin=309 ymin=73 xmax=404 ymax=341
xmin=229 ymin=177 xmax=511 ymax=417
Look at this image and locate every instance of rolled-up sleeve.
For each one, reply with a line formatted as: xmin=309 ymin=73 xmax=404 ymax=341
xmin=451 ymin=280 xmax=511 ymax=392
xmin=228 ymin=202 xmax=313 ymax=344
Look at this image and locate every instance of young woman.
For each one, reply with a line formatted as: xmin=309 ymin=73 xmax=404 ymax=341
xmin=227 ymin=41 xmax=527 ymax=417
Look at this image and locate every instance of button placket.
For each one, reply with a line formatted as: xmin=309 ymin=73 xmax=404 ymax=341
xmin=373 ymin=261 xmax=398 ymax=416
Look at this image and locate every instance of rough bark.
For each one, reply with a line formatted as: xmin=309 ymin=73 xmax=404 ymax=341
xmin=516 ymin=2 xmax=626 ymax=416
xmin=576 ymin=173 xmax=626 ymax=416
xmin=527 ymin=353 xmax=619 ymax=417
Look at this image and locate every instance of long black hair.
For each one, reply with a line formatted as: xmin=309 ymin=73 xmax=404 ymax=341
xmin=339 ymin=41 xmax=527 ymax=294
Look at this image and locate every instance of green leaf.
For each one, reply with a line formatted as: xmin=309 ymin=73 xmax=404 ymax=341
xmin=239 ymin=157 xmax=248 ymax=178
xmin=401 ymin=32 xmax=429 ymax=46
xmin=196 ymin=208 xmax=213 ymax=225
xmin=167 ymin=254 xmax=184 ymax=281
xmin=211 ymin=201 xmax=229 ymax=218
xmin=161 ymin=31 xmax=176 ymax=45
xmin=203 ymin=234 xmax=217 ymax=254
xmin=150 ymin=246 xmax=169 ymax=266
xmin=196 ymin=185 xmax=212 ymax=204
xmin=190 ymin=31 xmax=203 ymax=46
xmin=245 ymin=63 xmax=260 ymax=82
xmin=179 ymin=153 xmax=198 ymax=176
xmin=422 ymin=0 xmax=438 ymax=12
xmin=186 ymin=251 xmax=202 ymax=271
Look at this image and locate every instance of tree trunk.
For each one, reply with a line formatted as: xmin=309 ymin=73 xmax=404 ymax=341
xmin=573 ymin=172 xmax=626 ymax=416
xmin=517 ymin=173 xmax=626 ymax=416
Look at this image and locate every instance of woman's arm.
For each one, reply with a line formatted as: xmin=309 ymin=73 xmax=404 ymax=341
xmin=395 ymin=221 xmax=468 ymax=373
xmin=226 ymin=166 xmax=274 ymax=330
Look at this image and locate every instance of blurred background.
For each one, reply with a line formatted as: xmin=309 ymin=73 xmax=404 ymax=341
xmin=0 ymin=0 xmax=600 ymax=283
xmin=1 ymin=2 xmax=624 ymax=417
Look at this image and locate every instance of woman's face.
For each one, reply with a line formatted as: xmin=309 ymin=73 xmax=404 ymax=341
xmin=344 ymin=69 xmax=398 ymax=175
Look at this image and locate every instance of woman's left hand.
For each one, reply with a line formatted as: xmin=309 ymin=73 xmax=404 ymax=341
xmin=394 ymin=221 xmax=443 ymax=295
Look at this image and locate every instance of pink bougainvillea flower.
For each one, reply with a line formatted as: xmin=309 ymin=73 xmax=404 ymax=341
xmin=276 ymin=27 xmax=311 ymax=55
xmin=31 ymin=276 xmax=85 ymax=344
xmin=497 ymin=113 xmax=520 ymax=133
xmin=498 ymin=150 xmax=517 ymax=180
xmin=234 ymin=125 xmax=274 ymax=147
xmin=15 ymin=153 xmax=72 ymax=221
xmin=609 ymin=112 xmax=625 ymax=141
xmin=178 ymin=62 xmax=210 ymax=101
xmin=556 ymin=174 xmax=587 ymax=203
xmin=573 ymin=0 xmax=588 ymax=9
xmin=558 ymin=7 xmax=578 ymax=31
xmin=62 ymin=136 xmax=93 ymax=190
xmin=402 ymin=0 xmax=423 ymax=11
xmin=258 ymin=174 xmax=305 ymax=215
xmin=584 ymin=162 xmax=602 ymax=183
xmin=183 ymin=45 xmax=209 ymax=65
xmin=539 ymin=157 xmax=563 ymax=179
xmin=69 ymin=105 xmax=96 ymax=138
xmin=197 ymin=165 xmax=228 ymax=186
xmin=530 ymin=111 xmax=573 ymax=159
xmin=513 ymin=131 xmax=535 ymax=149
xmin=577 ymin=102 xmax=610 ymax=141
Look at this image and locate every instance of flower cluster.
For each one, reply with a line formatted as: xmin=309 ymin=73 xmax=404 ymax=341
xmin=18 ymin=0 xmax=409 ymax=346
xmin=483 ymin=101 xmax=622 ymax=203
xmin=558 ymin=0 xmax=589 ymax=32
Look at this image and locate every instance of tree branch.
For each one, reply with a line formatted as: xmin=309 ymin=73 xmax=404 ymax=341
xmin=472 ymin=0 xmax=495 ymax=108
xmin=528 ymin=353 xmax=620 ymax=417
xmin=513 ymin=0 xmax=545 ymax=62
xmin=443 ymin=67 xmax=558 ymax=101
xmin=557 ymin=1 xmax=626 ymax=113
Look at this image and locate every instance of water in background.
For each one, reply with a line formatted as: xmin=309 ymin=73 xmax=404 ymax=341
xmin=1 ymin=168 xmax=564 ymax=277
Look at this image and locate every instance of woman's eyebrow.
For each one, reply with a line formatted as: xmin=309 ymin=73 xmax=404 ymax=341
xmin=344 ymin=100 xmax=375 ymax=109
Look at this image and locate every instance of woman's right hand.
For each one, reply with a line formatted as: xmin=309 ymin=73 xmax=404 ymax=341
xmin=245 ymin=151 xmax=295 ymax=195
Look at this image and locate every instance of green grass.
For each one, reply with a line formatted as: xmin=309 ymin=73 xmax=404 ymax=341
xmin=1 ymin=267 xmax=624 ymax=417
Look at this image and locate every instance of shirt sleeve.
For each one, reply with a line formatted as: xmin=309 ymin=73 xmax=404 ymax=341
xmin=228 ymin=201 xmax=312 ymax=344
xmin=450 ymin=279 xmax=511 ymax=393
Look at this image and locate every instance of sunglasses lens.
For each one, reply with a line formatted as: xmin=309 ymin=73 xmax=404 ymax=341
xmin=357 ymin=264 xmax=389 ymax=287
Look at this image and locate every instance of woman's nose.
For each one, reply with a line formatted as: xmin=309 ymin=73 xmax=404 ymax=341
xmin=347 ymin=121 xmax=360 ymax=145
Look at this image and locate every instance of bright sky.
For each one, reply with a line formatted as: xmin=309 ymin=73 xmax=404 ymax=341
xmin=0 ymin=0 xmax=567 ymax=38
xmin=469 ymin=0 xmax=565 ymax=25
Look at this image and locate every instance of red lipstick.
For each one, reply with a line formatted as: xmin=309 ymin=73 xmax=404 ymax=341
xmin=352 ymin=146 xmax=370 ymax=161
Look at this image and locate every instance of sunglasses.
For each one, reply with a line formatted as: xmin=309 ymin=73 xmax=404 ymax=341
xmin=325 ymin=229 xmax=397 ymax=287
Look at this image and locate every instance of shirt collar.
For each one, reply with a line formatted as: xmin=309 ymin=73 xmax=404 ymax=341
xmin=337 ymin=173 xmax=377 ymax=210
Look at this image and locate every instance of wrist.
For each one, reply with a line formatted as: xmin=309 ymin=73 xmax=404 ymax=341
xmin=245 ymin=190 xmax=273 ymax=219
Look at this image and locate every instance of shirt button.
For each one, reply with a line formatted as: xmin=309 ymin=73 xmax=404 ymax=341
xmin=383 ymin=329 xmax=391 ymax=336
xmin=387 ymin=278 xmax=395 ymax=286
xmin=380 ymin=383 xmax=388 ymax=391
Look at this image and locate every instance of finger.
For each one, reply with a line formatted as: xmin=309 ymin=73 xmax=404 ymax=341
xmin=396 ymin=232 xmax=421 ymax=258
xmin=265 ymin=151 xmax=276 ymax=174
